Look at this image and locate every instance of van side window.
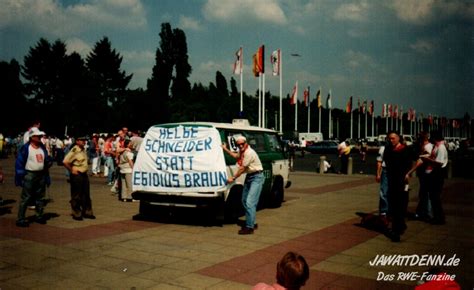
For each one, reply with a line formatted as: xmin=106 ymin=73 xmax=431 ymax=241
xmin=245 ymin=132 xmax=266 ymax=152
xmin=266 ymin=133 xmax=282 ymax=152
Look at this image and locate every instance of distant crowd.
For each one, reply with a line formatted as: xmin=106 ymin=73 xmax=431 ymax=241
xmin=1 ymin=119 xmax=146 ymax=227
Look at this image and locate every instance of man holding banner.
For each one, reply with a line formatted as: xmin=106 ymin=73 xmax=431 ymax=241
xmin=222 ymin=136 xmax=264 ymax=235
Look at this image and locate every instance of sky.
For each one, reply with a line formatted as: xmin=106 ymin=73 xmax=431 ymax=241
xmin=1 ymin=0 xmax=473 ymax=119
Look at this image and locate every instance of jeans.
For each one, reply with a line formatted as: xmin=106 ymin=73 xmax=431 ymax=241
xmin=17 ymin=171 xmax=46 ymax=222
xmin=92 ymin=156 xmax=101 ymax=174
xmin=242 ymin=172 xmax=264 ymax=229
xmin=379 ymin=168 xmax=388 ymax=214
xmin=104 ymin=156 xmax=115 ymax=183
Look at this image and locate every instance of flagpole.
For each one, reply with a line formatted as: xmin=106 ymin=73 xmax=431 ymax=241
xmin=307 ymin=86 xmax=311 ymax=133
xmin=365 ymin=107 xmax=368 ymax=138
xmin=358 ymin=109 xmax=360 ymax=139
xmin=240 ymin=47 xmax=244 ymax=114
xmin=295 ymin=96 xmax=298 ymax=132
xmin=318 ymin=87 xmax=322 ymax=133
xmin=294 ymin=82 xmax=298 ymax=132
xmin=279 ymin=50 xmax=283 ymax=133
xmin=372 ymin=103 xmax=374 ymax=137
xmin=262 ymin=73 xmax=266 ymax=128
xmin=328 ymin=89 xmax=332 ymax=139
xmin=258 ymin=74 xmax=262 ymax=127
xmin=400 ymin=115 xmax=403 ymax=135
xmin=350 ymin=111 xmax=353 ymax=140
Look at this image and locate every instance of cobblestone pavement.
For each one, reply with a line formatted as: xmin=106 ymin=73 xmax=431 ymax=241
xmin=0 ymin=156 xmax=472 ymax=289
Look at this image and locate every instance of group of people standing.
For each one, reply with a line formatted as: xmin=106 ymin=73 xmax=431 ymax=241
xmin=376 ymin=130 xmax=447 ymax=242
xmin=14 ymin=120 xmax=143 ymax=227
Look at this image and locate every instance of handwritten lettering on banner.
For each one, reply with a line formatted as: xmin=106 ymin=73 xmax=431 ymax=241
xmin=132 ymin=126 xmax=227 ymax=192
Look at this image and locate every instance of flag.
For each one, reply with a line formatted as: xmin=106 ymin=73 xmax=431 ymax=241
xmin=346 ymin=96 xmax=353 ymax=113
xmin=233 ymin=47 xmax=243 ymax=75
xmin=326 ymin=91 xmax=332 ymax=109
xmin=369 ymin=100 xmax=374 ymax=115
xmin=388 ymin=104 xmax=393 ymax=118
xmin=303 ymin=87 xmax=309 ymax=107
xmin=382 ymin=104 xmax=387 ymax=118
xmin=399 ymin=106 xmax=403 ymax=120
xmin=290 ymin=81 xmax=298 ymax=105
xmin=412 ymin=109 xmax=416 ymax=121
xmin=362 ymin=100 xmax=367 ymax=114
xmin=393 ymin=105 xmax=398 ymax=119
xmin=252 ymin=45 xmax=264 ymax=77
xmin=270 ymin=49 xmax=280 ymax=76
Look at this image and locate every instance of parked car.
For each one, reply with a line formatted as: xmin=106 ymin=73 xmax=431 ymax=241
xmin=305 ymin=140 xmax=339 ymax=154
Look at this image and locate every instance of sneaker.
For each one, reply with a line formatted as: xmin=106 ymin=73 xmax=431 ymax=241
xmin=238 ymin=227 xmax=254 ymax=235
xmin=83 ymin=214 xmax=96 ymax=219
xmin=72 ymin=216 xmax=83 ymax=221
xmin=27 ymin=205 xmax=36 ymax=210
xmin=16 ymin=220 xmax=29 ymax=227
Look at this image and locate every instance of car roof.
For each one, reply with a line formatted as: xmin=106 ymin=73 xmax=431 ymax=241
xmin=149 ymin=121 xmax=277 ymax=133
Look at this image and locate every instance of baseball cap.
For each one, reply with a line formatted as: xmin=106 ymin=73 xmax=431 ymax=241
xmin=29 ymin=127 xmax=46 ymax=138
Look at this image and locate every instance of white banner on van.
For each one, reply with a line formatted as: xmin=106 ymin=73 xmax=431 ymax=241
xmin=132 ymin=125 xmax=228 ymax=193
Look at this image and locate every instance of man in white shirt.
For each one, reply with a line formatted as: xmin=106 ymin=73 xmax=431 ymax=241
xmin=222 ymin=136 xmax=264 ymax=235
xmin=420 ymin=131 xmax=447 ymax=225
xmin=15 ymin=128 xmax=52 ymax=227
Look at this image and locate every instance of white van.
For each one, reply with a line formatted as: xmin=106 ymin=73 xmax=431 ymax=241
xmin=132 ymin=120 xmax=291 ymax=222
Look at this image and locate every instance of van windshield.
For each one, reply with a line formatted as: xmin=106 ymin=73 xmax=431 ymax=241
xmin=245 ymin=132 xmax=266 ymax=152
xmin=266 ymin=133 xmax=282 ymax=152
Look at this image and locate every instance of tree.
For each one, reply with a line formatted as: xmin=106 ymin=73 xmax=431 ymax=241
xmin=0 ymin=59 xmax=28 ymax=134
xmin=21 ymin=38 xmax=71 ymax=133
xmin=86 ymin=37 xmax=132 ymax=108
xmin=22 ymin=38 xmax=68 ymax=107
xmin=170 ymin=28 xmax=192 ymax=119
xmin=148 ymin=23 xmax=193 ymax=123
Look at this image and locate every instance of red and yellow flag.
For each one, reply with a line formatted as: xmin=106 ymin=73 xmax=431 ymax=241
xmin=252 ymin=45 xmax=264 ymax=77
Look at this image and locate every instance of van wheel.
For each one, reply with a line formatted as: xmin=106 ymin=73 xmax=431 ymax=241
xmin=224 ymin=187 xmax=244 ymax=223
xmin=267 ymin=177 xmax=284 ymax=208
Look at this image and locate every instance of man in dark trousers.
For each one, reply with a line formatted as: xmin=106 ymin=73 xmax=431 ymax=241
xmin=15 ymin=128 xmax=52 ymax=227
xmin=63 ymin=136 xmax=95 ymax=221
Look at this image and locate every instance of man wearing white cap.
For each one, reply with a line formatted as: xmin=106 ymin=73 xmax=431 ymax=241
xmin=15 ymin=128 xmax=52 ymax=227
xmin=222 ymin=135 xmax=264 ymax=235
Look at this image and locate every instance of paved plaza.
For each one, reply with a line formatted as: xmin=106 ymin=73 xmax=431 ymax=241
xmin=0 ymin=156 xmax=472 ymax=289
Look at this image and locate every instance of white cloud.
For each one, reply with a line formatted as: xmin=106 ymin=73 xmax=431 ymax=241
xmin=409 ymin=39 xmax=434 ymax=54
xmin=122 ymin=50 xmax=155 ymax=64
xmin=178 ymin=15 xmax=204 ymax=31
xmin=334 ymin=1 xmax=370 ymax=22
xmin=65 ymin=38 xmax=91 ymax=56
xmin=0 ymin=0 xmax=146 ymax=36
xmin=390 ymin=0 xmax=474 ymax=24
xmin=203 ymin=0 xmax=287 ymax=25
xmin=390 ymin=0 xmax=435 ymax=24
xmin=344 ymin=50 xmax=377 ymax=70
xmin=198 ymin=60 xmax=225 ymax=73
